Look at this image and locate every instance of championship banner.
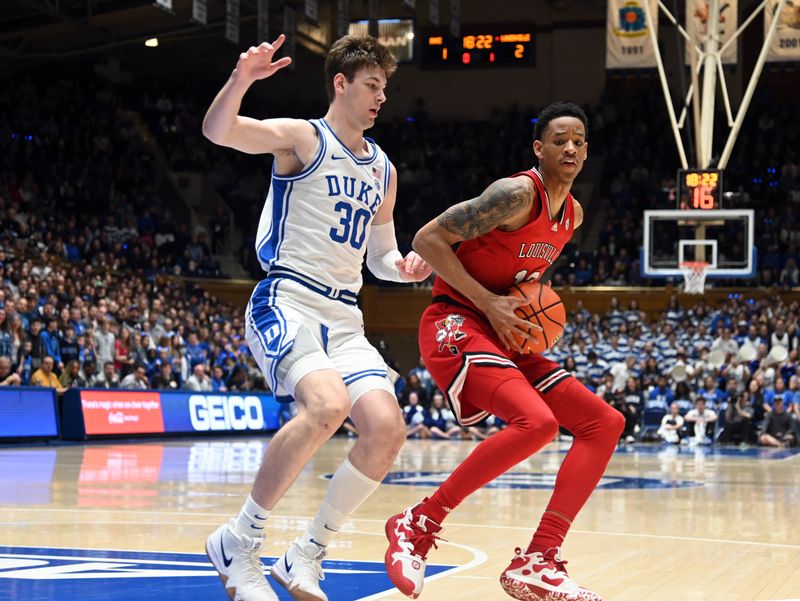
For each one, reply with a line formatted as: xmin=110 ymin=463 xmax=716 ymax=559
xmin=765 ymin=0 xmax=800 ymax=62
xmin=337 ymin=0 xmax=349 ymax=38
xmin=429 ymin=0 xmax=439 ymax=26
xmin=192 ymin=0 xmax=207 ymax=25
xmin=450 ymin=0 xmax=460 ymax=39
xmin=225 ymin=0 xmax=240 ymax=44
xmin=685 ymin=0 xmax=739 ymax=65
xmin=348 ymin=18 xmax=415 ymax=62
xmin=606 ymin=0 xmax=659 ymax=68
xmin=257 ymin=0 xmax=269 ymax=42
xmin=284 ymin=6 xmax=296 ymax=68
xmin=305 ymin=0 xmax=318 ymax=24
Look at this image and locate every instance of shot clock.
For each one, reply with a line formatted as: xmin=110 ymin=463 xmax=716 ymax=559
xmin=677 ymin=168 xmax=724 ymax=210
xmin=421 ymin=26 xmax=536 ymax=68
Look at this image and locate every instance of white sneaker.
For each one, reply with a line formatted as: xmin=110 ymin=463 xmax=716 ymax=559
xmin=500 ymin=547 xmax=602 ymax=601
xmin=206 ymin=519 xmax=278 ymax=601
xmin=384 ymin=504 xmax=443 ymax=599
xmin=270 ymin=538 xmax=329 ymax=601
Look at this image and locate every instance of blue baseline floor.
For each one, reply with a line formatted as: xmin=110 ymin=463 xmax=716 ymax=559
xmin=0 ymin=546 xmax=453 ymax=601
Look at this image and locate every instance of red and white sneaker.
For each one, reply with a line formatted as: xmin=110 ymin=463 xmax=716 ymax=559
xmin=384 ymin=504 xmax=443 ymax=599
xmin=499 ymin=547 xmax=602 ymax=601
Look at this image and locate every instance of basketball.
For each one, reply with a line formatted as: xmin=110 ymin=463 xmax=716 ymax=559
xmin=507 ymin=281 xmax=566 ymax=353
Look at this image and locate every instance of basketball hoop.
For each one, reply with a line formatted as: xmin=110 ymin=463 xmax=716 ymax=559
xmin=679 ymin=261 xmax=709 ymax=294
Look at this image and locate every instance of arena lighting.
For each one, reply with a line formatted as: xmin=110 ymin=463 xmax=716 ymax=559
xmin=145 ymin=38 xmax=159 ymax=48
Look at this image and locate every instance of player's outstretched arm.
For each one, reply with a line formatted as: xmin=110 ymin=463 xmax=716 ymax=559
xmin=202 ymin=34 xmax=315 ymax=157
xmin=367 ymin=163 xmax=433 ymax=283
xmin=413 ymin=177 xmax=541 ymax=352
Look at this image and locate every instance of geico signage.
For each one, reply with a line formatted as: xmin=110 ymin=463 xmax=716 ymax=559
xmin=189 ymin=395 xmax=265 ymax=431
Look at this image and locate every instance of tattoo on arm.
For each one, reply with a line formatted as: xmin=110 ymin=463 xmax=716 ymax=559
xmin=436 ymin=178 xmax=533 ymax=239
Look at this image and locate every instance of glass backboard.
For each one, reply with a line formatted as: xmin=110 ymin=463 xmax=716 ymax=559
xmin=642 ymin=209 xmax=755 ymax=278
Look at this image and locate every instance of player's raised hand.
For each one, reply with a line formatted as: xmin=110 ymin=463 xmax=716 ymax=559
xmin=481 ymin=293 xmax=542 ymax=353
xmin=235 ymin=34 xmax=292 ymax=82
xmin=395 ymin=251 xmax=433 ymax=282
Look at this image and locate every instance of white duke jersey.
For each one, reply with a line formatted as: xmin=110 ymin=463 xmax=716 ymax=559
xmin=255 ymin=118 xmax=391 ymax=297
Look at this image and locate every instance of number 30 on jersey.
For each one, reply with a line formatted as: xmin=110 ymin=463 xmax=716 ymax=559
xmin=329 ymin=202 xmax=371 ymax=250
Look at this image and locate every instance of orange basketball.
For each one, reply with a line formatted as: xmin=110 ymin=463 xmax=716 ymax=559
xmin=507 ymin=281 xmax=566 ymax=354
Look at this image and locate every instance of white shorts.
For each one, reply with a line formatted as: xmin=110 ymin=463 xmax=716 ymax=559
xmin=245 ymin=274 xmax=395 ymax=405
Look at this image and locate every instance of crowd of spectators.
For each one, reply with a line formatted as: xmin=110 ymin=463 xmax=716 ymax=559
xmin=0 ymin=234 xmax=267 ymax=395
xmin=545 ymin=294 xmax=800 ymax=446
xmin=0 ymin=75 xmax=269 ymax=396
xmin=0 ymin=76 xmax=222 ymax=281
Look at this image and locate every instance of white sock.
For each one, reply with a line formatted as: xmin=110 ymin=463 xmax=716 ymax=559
xmin=299 ymin=458 xmax=380 ymax=549
xmin=233 ymin=495 xmax=271 ymax=538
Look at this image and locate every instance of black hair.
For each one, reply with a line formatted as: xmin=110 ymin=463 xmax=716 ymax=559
xmin=533 ymin=101 xmax=588 ymax=141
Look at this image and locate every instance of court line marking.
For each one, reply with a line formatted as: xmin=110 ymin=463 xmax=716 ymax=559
xmin=8 ymin=508 xmax=800 ymax=550
xmin=0 ymin=548 xmax=388 ymax=576
xmin=0 ymin=529 xmax=488 ymax=601
xmin=0 ymin=551 xmax=212 ymax=568
xmin=349 ymin=529 xmax=488 ymax=601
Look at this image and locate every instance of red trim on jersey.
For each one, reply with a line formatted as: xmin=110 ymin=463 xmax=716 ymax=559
xmin=510 ymin=170 xmax=544 ymax=224
xmin=512 ymin=168 xmax=573 ymax=225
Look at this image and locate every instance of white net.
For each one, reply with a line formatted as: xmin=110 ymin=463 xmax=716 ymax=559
xmin=679 ymin=261 xmax=710 ymax=294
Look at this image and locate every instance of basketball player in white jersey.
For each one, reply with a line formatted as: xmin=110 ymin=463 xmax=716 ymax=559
xmin=202 ymin=34 xmax=431 ymax=601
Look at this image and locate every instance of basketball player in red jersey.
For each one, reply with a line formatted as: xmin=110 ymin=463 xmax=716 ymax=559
xmin=384 ymin=102 xmax=624 ymax=601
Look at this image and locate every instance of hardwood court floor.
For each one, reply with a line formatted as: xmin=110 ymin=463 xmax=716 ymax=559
xmin=1 ymin=437 xmax=799 ymax=601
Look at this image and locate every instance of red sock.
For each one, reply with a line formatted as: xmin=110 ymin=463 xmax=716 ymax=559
xmin=527 ymin=379 xmax=625 ymax=553
xmin=420 ymin=373 xmax=558 ymax=525
xmin=528 ymin=511 xmax=569 ymax=553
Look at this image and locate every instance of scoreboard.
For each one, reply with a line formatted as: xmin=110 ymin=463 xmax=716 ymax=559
xmin=421 ymin=26 xmax=536 ymax=68
xmin=677 ymin=169 xmax=724 ymax=210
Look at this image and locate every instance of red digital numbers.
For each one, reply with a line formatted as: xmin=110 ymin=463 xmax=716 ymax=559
xmin=678 ymin=169 xmax=722 ymax=210
xmin=692 ymin=186 xmax=716 ymax=209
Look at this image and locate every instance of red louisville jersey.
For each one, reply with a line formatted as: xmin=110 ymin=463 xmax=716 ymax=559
xmin=431 ymin=167 xmax=575 ymax=311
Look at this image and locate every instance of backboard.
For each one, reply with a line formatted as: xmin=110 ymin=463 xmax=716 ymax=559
xmin=642 ymin=209 xmax=756 ymax=278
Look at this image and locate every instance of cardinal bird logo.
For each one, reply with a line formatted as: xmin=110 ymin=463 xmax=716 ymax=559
xmin=435 ymin=314 xmax=468 ymax=355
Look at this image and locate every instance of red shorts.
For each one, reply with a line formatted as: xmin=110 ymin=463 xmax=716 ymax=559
xmin=419 ymin=301 xmax=573 ymax=425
